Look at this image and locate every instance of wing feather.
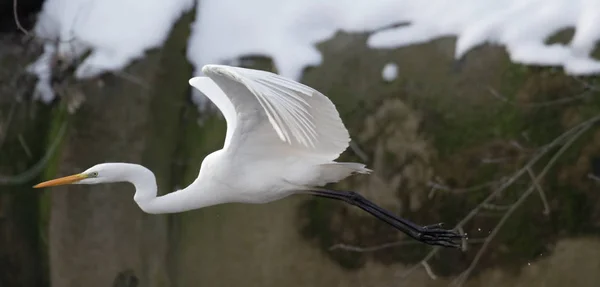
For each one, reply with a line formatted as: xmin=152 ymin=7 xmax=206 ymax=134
xmin=188 ymin=76 xmax=237 ymax=147
xmin=240 ymin=73 xmax=317 ymax=147
xmin=190 ymin=64 xmax=350 ymax=161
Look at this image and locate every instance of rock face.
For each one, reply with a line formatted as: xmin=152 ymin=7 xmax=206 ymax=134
xmin=0 ymin=34 xmax=52 ymax=287
xmin=1 ymin=11 xmax=600 ymax=287
xmin=41 ymin=12 xmax=194 ymax=287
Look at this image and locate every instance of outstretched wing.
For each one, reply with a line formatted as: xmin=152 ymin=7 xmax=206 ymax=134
xmin=188 ymin=64 xmax=350 ymax=161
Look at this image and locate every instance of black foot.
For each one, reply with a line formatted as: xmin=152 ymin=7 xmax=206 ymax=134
xmin=308 ymin=189 xmax=467 ymax=249
xmin=417 ymin=223 xmax=466 ymax=248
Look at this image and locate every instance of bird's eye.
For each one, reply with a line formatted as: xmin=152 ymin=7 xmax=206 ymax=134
xmin=89 ymin=172 xmax=99 ymax=177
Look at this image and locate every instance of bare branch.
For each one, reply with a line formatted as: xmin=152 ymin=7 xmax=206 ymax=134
xmin=527 ymin=167 xmax=550 ymax=216
xmin=111 ymin=70 xmax=151 ymax=90
xmin=427 ymin=178 xmax=506 ymax=194
xmin=0 ymin=101 xmax=17 ymax=150
xmin=486 ymin=86 xmax=591 ymax=108
xmin=329 ymin=241 xmax=418 ymax=252
xmin=12 ymin=0 xmax=31 ymax=37
xmin=572 ymin=77 xmax=600 ymax=92
xmin=394 ymin=114 xmax=600 ymax=284
xmin=452 ymin=117 xmax=594 ymax=287
xmin=17 ymin=134 xmax=33 ymax=158
xmin=329 ymin=238 xmax=487 ymax=253
xmin=421 ymin=261 xmax=437 ymax=280
xmin=588 ymin=173 xmax=600 ymax=182
xmin=13 ymin=0 xmax=84 ymax=44
xmin=456 ymin=114 xmax=600 ymax=230
xmin=480 ymin=203 xmax=512 ymax=211
xmin=480 ymin=157 xmax=513 ymax=164
xmin=349 ymin=140 xmax=370 ymax=163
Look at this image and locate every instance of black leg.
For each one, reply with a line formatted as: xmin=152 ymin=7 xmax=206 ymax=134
xmin=306 ymin=189 xmax=466 ymax=249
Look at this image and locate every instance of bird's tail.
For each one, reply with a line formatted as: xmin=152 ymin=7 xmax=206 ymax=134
xmin=311 ymin=162 xmax=372 ymax=187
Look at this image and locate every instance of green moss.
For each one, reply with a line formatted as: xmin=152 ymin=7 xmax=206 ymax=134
xmin=37 ymin=99 xmax=71 ymax=286
xmin=429 ymin=71 xmax=600 ymax=276
xmin=0 ymin=95 xmax=63 ymax=287
xmin=425 ymin=63 xmax=529 ymax=158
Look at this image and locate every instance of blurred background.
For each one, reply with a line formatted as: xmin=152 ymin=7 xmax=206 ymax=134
xmin=1 ymin=0 xmax=600 ymax=287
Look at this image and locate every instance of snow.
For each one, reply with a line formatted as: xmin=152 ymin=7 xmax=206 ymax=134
xmin=187 ymin=0 xmax=600 ymax=109
xmin=382 ymin=63 xmax=398 ymax=82
xmin=367 ymin=0 xmax=600 ymax=75
xmin=26 ymin=0 xmax=194 ymax=102
xmin=28 ymin=0 xmax=600 ymax=106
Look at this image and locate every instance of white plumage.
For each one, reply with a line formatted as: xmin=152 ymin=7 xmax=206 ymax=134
xmin=198 ymin=65 xmax=350 ymax=159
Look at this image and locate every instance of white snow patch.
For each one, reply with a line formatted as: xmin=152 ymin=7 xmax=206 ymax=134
xmin=382 ymin=63 xmax=398 ymax=82
xmin=27 ymin=0 xmax=194 ymax=102
xmin=188 ymin=0 xmax=600 ymax=109
xmin=27 ymin=0 xmax=600 ymax=108
xmin=367 ymin=0 xmax=600 ymax=75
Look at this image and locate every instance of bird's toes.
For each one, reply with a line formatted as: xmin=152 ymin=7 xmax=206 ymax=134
xmin=421 ymin=235 xmax=462 ymax=249
xmin=418 ymin=225 xmax=466 ymax=248
xmin=420 ymin=224 xmax=465 ymax=239
xmin=442 ymin=231 xmax=467 ymax=239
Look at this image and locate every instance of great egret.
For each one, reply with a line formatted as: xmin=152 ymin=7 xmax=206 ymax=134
xmin=34 ymin=64 xmax=464 ymax=248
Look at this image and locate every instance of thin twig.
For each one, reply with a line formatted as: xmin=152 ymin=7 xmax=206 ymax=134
xmin=527 ymin=167 xmax=550 ymax=216
xmin=330 ymin=238 xmax=487 ymax=253
xmin=453 ymin=187 xmax=536 ymax=286
xmin=12 ymin=0 xmax=30 ymax=37
xmin=587 ymin=173 xmax=600 ymax=182
xmin=112 ymin=70 xmax=151 ymax=90
xmin=572 ymin=77 xmax=600 ymax=92
xmin=422 ymin=261 xmax=438 ymax=280
xmin=486 ymin=86 xmax=591 ymax=108
xmin=427 ymin=178 xmax=506 ymax=194
xmin=329 ymin=241 xmax=417 ymax=252
xmin=13 ymin=0 xmax=81 ymax=44
xmin=17 ymin=134 xmax=33 ymax=158
xmin=349 ymin=140 xmax=370 ymax=163
xmin=480 ymin=157 xmax=513 ymax=164
xmin=480 ymin=203 xmax=512 ymax=211
xmin=0 ymin=101 xmax=17 ymax=151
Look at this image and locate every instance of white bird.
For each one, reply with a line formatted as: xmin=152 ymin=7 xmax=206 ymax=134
xmin=34 ymin=64 xmax=464 ymax=248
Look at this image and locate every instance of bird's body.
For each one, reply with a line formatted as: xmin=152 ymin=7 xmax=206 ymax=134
xmin=35 ymin=64 xmax=464 ymax=248
xmin=142 ymin=64 xmax=369 ymax=212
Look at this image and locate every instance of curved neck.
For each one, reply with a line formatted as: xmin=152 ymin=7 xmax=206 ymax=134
xmin=117 ymin=163 xmax=223 ymax=214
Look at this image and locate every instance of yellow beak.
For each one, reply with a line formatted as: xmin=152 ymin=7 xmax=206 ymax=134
xmin=33 ymin=173 xmax=88 ymax=188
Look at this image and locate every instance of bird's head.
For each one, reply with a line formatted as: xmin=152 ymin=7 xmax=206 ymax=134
xmin=33 ymin=163 xmax=128 ymax=188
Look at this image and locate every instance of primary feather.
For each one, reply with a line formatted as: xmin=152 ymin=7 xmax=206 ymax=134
xmin=190 ymin=64 xmax=351 ymax=161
